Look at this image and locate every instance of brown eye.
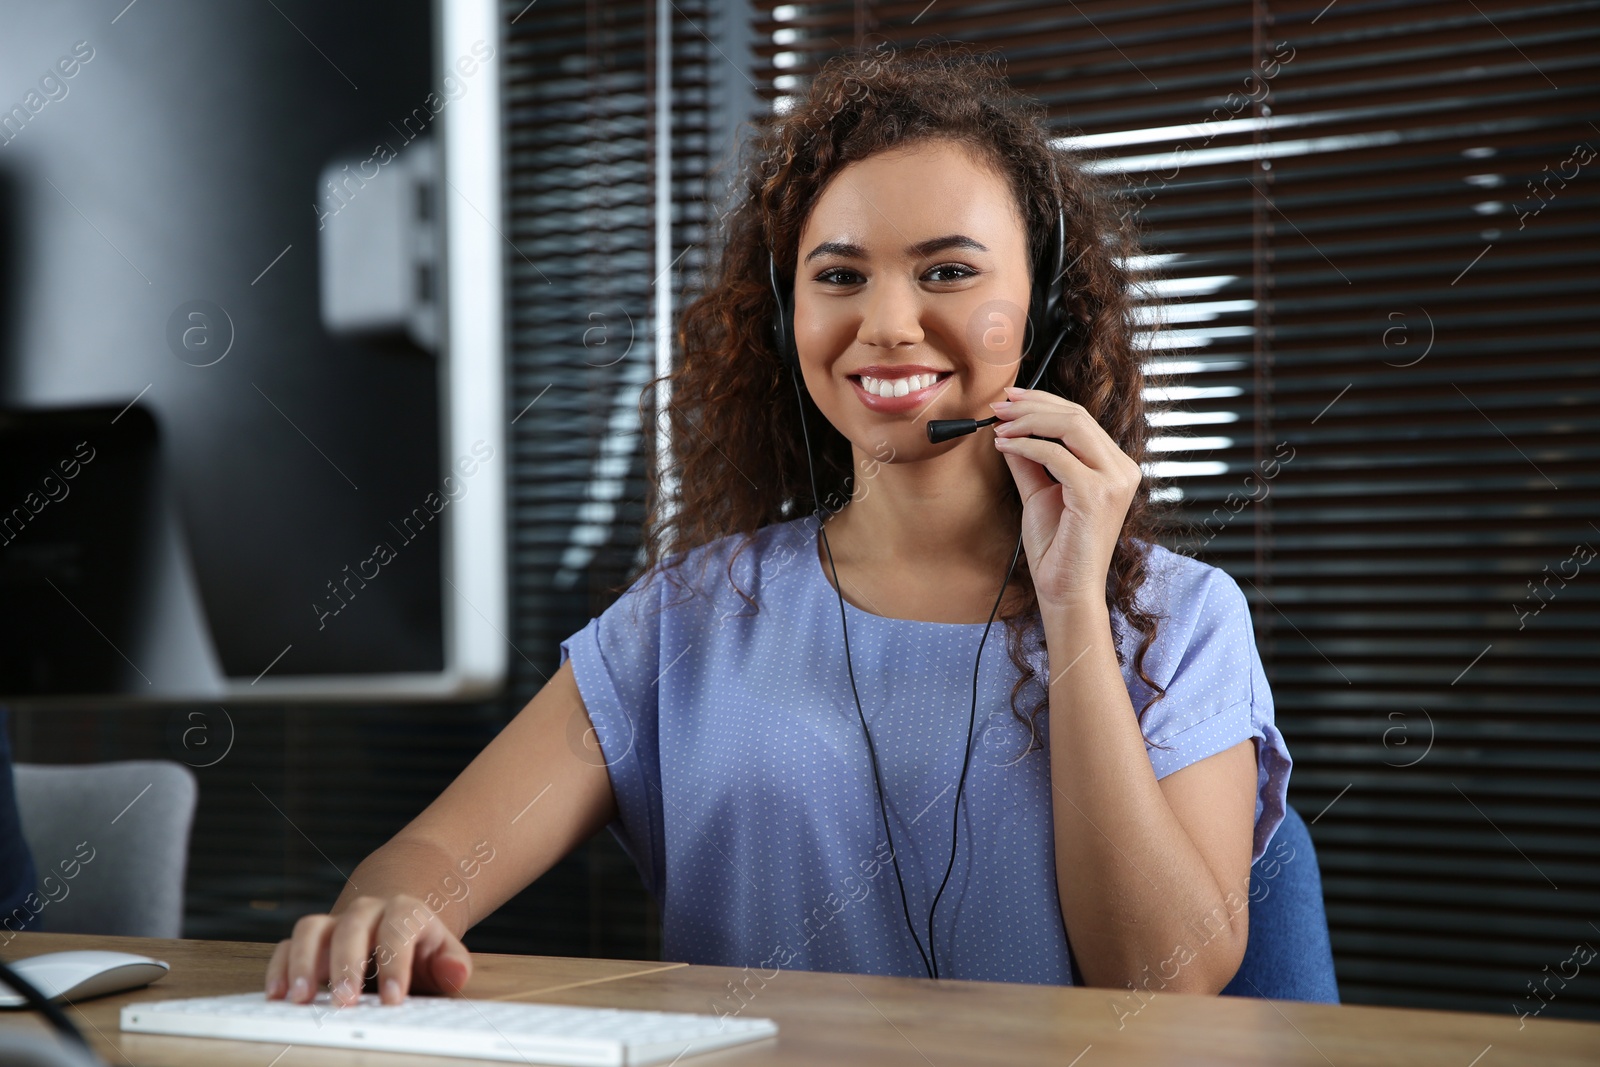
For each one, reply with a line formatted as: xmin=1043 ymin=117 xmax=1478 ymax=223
xmin=817 ymin=268 xmax=864 ymax=285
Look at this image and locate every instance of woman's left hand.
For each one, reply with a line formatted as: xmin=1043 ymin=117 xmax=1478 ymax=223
xmin=990 ymin=385 xmax=1144 ymax=613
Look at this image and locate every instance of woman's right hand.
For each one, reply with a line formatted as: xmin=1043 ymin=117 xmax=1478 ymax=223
xmin=264 ymin=894 xmax=474 ymax=1006
xmin=259 ymin=660 xmax=617 ymax=1009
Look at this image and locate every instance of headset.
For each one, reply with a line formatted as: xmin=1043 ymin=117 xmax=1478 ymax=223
xmin=766 ymin=160 xmax=1075 ymax=978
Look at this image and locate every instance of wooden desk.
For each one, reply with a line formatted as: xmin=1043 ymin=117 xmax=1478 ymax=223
xmin=2 ymin=932 xmax=1596 ymax=1066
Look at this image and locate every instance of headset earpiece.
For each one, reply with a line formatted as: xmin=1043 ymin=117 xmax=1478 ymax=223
xmin=768 ymin=251 xmax=797 ymax=376
xmin=1018 ymin=196 xmax=1071 ymax=388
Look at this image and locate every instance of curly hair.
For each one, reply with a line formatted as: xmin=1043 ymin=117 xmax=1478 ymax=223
xmin=621 ymin=41 xmax=1179 ymax=748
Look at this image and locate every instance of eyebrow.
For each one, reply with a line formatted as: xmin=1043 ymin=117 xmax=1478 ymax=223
xmin=802 ymin=233 xmax=992 ymax=264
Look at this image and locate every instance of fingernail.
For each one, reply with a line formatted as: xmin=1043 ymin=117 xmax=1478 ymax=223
xmin=332 ymin=978 xmax=354 ymax=1004
xmin=989 ymin=400 xmax=1011 ymax=408
xmin=290 ymin=976 xmax=309 ymax=1002
xmin=267 ymin=975 xmax=285 ymax=999
xmin=384 ymin=978 xmax=402 ymax=1004
xmin=1003 ymin=386 xmax=1025 ymax=394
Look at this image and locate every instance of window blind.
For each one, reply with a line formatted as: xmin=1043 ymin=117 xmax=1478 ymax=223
xmin=493 ymin=0 xmax=720 ymax=960
xmin=748 ymin=0 xmax=1600 ymax=1018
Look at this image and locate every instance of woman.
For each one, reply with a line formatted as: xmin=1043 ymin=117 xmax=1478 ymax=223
xmin=266 ymin=43 xmax=1290 ymax=1005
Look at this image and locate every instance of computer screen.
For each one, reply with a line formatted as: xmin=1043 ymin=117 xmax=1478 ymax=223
xmin=0 ymin=0 xmax=506 ymax=702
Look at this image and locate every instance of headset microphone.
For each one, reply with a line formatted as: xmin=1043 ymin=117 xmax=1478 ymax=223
xmin=768 ymin=159 xmax=1074 ymax=980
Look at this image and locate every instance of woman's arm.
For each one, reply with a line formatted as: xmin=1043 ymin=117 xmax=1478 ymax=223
xmin=989 ymin=389 xmax=1260 ymax=993
xmin=1042 ymin=597 xmax=1258 ymax=994
xmin=267 ymin=658 xmax=618 ymax=1004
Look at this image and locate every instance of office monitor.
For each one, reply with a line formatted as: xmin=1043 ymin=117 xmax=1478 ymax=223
xmin=0 ymin=0 xmax=506 ymax=703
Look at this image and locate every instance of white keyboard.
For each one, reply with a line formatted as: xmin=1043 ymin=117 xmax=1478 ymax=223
xmin=120 ymin=991 xmax=777 ymax=1066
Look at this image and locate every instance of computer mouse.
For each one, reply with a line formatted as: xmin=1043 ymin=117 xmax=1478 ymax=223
xmin=0 ymin=950 xmax=170 ymax=1008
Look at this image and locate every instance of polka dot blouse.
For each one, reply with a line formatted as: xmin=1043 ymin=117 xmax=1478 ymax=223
xmin=559 ymin=515 xmax=1293 ymax=986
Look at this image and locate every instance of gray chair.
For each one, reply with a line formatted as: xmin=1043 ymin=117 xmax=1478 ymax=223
xmin=12 ymin=761 xmax=197 ymax=939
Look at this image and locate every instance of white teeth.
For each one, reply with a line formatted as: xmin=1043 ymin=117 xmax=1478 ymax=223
xmin=859 ymin=373 xmax=940 ymax=398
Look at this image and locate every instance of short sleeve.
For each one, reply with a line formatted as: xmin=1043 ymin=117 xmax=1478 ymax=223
xmin=558 ymin=570 xmax=666 ymax=899
xmin=1126 ymin=555 xmax=1292 ymax=864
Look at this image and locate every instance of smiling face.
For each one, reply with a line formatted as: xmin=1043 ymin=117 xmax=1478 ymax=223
xmin=791 ymin=136 xmax=1035 ymax=460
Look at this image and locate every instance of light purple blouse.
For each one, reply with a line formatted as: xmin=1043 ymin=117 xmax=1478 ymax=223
xmin=559 ymin=515 xmax=1292 ymax=985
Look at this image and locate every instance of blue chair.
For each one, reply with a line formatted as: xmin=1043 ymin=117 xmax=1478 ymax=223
xmin=1221 ymin=804 xmax=1340 ymax=1002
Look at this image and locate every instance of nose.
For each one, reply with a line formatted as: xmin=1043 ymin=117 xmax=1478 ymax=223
xmin=856 ymin=275 xmax=924 ymax=349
